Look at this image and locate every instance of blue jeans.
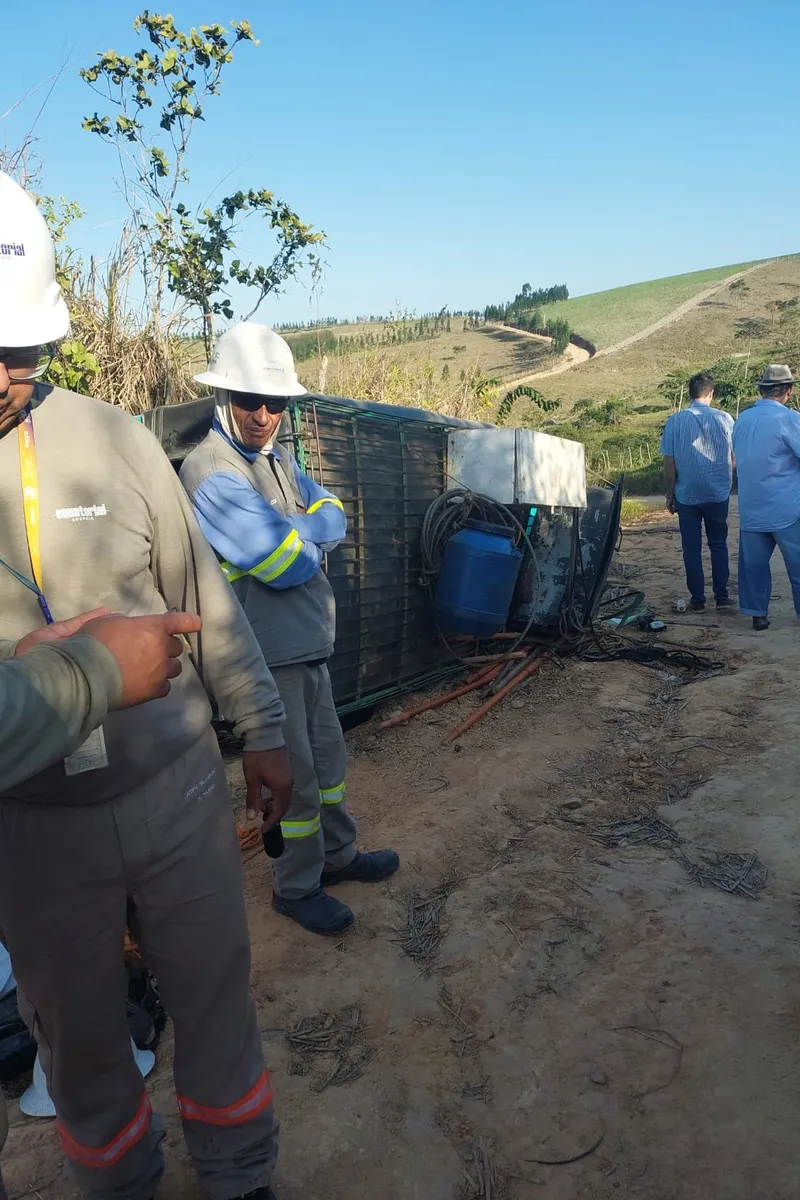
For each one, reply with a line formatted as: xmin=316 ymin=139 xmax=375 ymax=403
xmin=738 ymin=517 xmax=800 ymax=617
xmin=675 ymin=499 xmax=730 ymax=605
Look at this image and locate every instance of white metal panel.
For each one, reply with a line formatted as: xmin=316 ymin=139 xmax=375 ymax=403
xmin=447 ymin=428 xmax=516 ymax=503
xmin=515 ymin=429 xmax=587 ymax=508
xmin=447 ymin=427 xmax=586 ymax=508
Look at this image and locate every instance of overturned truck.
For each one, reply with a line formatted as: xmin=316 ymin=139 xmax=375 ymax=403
xmin=144 ymin=394 xmax=621 ymax=715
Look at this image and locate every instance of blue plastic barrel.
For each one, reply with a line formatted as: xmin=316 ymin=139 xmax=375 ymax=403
xmin=434 ymin=520 xmax=523 ymax=637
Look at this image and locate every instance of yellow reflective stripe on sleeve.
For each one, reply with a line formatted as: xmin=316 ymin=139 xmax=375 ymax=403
xmin=307 ymin=496 xmax=344 ymax=514
xmin=220 ymin=561 xmax=247 ymax=583
xmin=220 ymin=530 xmax=303 ymax=588
xmin=281 ymin=815 xmax=322 ymax=839
xmin=251 ymin=530 xmax=302 ymax=584
xmin=320 ymin=782 xmax=346 ymax=805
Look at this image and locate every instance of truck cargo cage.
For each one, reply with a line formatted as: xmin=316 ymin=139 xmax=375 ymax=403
xmin=144 ymin=393 xmax=621 ymax=716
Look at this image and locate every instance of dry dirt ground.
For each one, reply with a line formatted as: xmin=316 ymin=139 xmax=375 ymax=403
xmin=6 ymin=499 xmax=800 ymax=1200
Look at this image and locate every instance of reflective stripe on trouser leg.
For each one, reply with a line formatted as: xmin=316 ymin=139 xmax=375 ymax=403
xmin=270 ymin=664 xmax=330 ymax=899
xmin=131 ymin=732 xmax=279 ymax=1200
xmin=311 ymin=665 xmax=357 ymax=873
xmin=320 ymin=782 xmax=345 ymax=805
xmin=178 ymin=1071 xmax=273 ymax=1125
xmin=58 ymin=1093 xmax=153 ymax=1169
xmin=281 ymin=814 xmax=321 ymax=840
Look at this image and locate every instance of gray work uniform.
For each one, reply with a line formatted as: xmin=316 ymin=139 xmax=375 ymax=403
xmin=181 ymin=427 xmax=358 ymax=899
xmin=0 ymin=632 xmax=124 ymax=1200
xmin=0 ymin=633 xmax=122 ymax=790
xmin=0 ymin=388 xmax=285 ymax=1200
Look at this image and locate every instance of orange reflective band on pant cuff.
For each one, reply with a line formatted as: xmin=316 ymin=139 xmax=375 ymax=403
xmin=58 ymin=1093 xmax=152 ymax=1169
xmin=177 ymin=1071 xmax=273 ymax=1127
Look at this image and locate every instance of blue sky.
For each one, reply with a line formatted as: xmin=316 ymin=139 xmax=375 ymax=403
xmin=2 ymin=0 xmax=798 ymax=327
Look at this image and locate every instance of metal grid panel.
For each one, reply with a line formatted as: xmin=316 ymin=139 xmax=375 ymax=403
xmin=296 ymin=398 xmax=452 ymax=712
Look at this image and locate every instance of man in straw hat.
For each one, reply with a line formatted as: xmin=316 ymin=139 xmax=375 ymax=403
xmin=733 ymin=364 xmax=800 ymax=630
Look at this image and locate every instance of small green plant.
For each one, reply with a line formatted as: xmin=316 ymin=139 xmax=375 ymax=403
xmin=47 ymin=340 xmax=101 ymax=395
xmin=658 ymin=369 xmax=691 ymax=411
xmin=620 ymin=498 xmax=649 ymax=524
xmin=37 ymin=197 xmax=101 ymax=395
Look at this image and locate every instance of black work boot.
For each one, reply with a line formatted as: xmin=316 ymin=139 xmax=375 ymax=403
xmin=272 ymin=887 xmax=354 ymax=935
xmin=752 ymin=616 xmax=770 ymax=631
xmin=238 ymin=1188 xmax=277 ymax=1200
xmin=690 ymin=600 xmax=706 ymax=612
xmin=322 ymin=850 xmax=400 ymax=886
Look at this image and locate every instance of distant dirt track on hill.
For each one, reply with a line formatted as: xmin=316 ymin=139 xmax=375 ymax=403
xmin=594 ymin=261 xmax=773 ymax=358
xmin=498 ymin=260 xmax=774 ymax=396
xmin=489 ymin=326 xmax=591 ymax=393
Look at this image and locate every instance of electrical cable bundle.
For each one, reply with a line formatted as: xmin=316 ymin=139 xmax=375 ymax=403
xmin=557 ymin=512 xmax=723 ymax=674
xmin=420 ymin=488 xmax=541 ymax=664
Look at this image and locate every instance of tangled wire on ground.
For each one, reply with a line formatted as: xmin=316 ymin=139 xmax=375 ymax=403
xmin=558 ymin=513 xmax=724 ymax=676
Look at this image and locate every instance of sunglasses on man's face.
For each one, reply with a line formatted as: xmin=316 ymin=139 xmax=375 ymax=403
xmin=0 ymin=346 xmax=54 ymax=382
xmin=230 ymin=393 xmax=290 ymax=414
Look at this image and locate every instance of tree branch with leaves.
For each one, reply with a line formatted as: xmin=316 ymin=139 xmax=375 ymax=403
xmin=80 ymin=12 xmax=324 ymax=358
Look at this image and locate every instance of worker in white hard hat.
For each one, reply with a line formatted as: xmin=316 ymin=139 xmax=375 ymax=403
xmin=0 ymin=172 xmax=292 ymax=1200
xmin=180 ymin=323 xmax=400 ymax=936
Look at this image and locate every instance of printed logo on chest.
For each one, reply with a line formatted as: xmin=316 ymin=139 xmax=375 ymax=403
xmin=54 ymin=503 xmax=110 ymax=522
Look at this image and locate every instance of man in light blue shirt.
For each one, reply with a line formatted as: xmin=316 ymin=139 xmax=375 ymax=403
xmin=733 ymin=364 xmax=800 ymax=630
xmin=660 ymin=372 xmax=734 ymax=611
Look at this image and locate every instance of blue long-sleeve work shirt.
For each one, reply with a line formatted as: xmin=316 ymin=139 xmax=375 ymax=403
xmin=190 ymin=438 xmax=346 ymax=590
xmin=180 ymin=425 xmax=347 ymax=666
xmin=733 ymin=399 xmax=800 ymax=532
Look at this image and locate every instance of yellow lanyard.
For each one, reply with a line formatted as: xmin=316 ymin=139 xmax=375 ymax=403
xmin=15 ymin=407 xmax=53 ymax=623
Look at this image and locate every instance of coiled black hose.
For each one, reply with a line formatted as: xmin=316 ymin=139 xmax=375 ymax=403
xmin=420 ymin=488 xmax=541 ymax=664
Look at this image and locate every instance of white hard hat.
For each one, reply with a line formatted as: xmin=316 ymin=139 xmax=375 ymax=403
xmin=0 ymin=172 xmax=70 ymax=347
xmin=19 ymin=1038 xmax=155 ymax=1119
xmin=194 ymin=322 xmax=307 ymax=397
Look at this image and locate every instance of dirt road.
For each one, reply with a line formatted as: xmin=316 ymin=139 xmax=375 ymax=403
xmin=5 ymin=499 xmax=800 ymax=1199
xmin=498 ymin=261 xmax=773 ymax=397
xmin=496 ymin=327 xmax=591 ymax=391
xmin=594 ymin=262 xmax=773 ymax=359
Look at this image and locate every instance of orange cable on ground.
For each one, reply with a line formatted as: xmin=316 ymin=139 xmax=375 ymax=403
xmin=441 ymin=651 xmax=554 ymax=745
xmin=462 ymin=651 xmax=528 ymax=665
xmin=465 ymin=660 xmax=506 ymax=685
xmin=380 ymin=664 xmax=503 ymax=729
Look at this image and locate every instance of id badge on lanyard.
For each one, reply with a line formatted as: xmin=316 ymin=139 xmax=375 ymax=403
xmin=13 ymin=407 xmax=108 ymax=774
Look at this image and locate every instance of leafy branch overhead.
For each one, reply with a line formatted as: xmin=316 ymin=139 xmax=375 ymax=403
xmin=79 ymin=11 xmax=324 ymax=355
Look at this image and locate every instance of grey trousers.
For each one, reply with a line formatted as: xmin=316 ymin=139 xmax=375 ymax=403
xmin=271 ymin=663 xmax=357 ymax=899
xmin=0 ymin=732 xmax=278 ymax=1200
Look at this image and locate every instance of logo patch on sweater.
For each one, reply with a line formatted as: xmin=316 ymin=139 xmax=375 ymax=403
xmin=55 ymin=503 xmax=109 ymax=522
